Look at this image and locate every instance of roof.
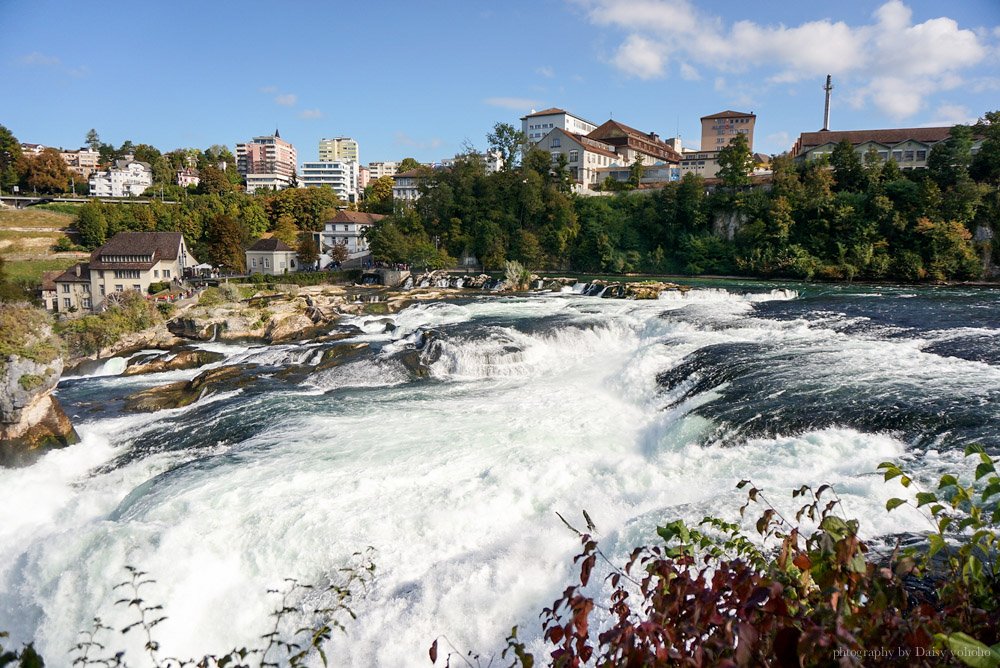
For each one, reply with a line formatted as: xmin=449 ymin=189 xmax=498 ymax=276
xmin=545 ymin=128 xmax=619 ymax=159
xmin=54 ymin=263 xmax=91 ymax=283
xmin=248 ymin=238 xmax=294 ymax=252
xmin=587 ymin=121 xmax=682 ymax=162
xmin=701 ymin=110 xmax=756 ymax=120
xmin=90 ymin=232 xmax=185 ymax=270
xmin=325 ymin=211 xmax=386 ymax=225
xmin=392 ymin=168 xmax=428 ymax=179
xmin=113 ymin=159 xmax=152 ymax=171
xmin=521 ymin=107 xmax=567 ymax=118
xmin=41 ymin=270 xmax=62 ymax=291
xmin=794 ymin=127 xmax=952 ymax=153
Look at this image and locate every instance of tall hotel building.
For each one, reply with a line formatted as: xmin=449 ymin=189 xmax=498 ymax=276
xmin=236 ymin=130 xmax=298 ymax=193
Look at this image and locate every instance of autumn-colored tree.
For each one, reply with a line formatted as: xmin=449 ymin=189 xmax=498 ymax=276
xmin=19 ymin=148 xmax=73 ymax=193
xmin=273 ymin=214 xmax=299 ymax=246
xmin=296 ymin=233 xmax=319 ymax=268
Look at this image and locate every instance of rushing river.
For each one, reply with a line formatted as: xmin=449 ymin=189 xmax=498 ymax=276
xmin=1 ymin=281 xmax=999 ymax=665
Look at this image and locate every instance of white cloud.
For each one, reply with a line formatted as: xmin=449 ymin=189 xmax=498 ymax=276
xmin=927 ymin=103 xmax=977 ymax=126
xmin=19 ymin=52 xmax=61 ymax=66
xmin=536 ymin=66 xmax=555 ymax=78
xmin=574 ymin=0 xmax=991 ymax=120
xmin=275 ymin=94 xmax=297 ymax=106
xmin=394 ymin=132 xmax=443 ymax=150
xmin=612 ymin=34 xmax=666 ymax=79
xmin=679 ymin=62 xmax=700 ymax=80
xmin=300 ymin=109 xmax=323 ymax=119
xmin=484 ymin=97 xmax=541 ymax=111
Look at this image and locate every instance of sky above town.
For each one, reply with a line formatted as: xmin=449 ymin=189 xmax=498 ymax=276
xmin=2 ymin=0 xmax=999 ymax=164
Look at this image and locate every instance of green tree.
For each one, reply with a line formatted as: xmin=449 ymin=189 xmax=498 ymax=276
xmin=628 ymin=154 xmax=645 ymax=189
xmin=928 ymin=124 xmax=974 ymax=189
xmin=830 ymin=138 xmax=866 ymax=192
xmin=273 ymin=214 xmax=299 ymax=246
xmin=396 ymin=157 xmax=421 ymax=173
xmin=197 ymin=165 xmax=231 ymax=195
xmin=19 ymin=148 xmax=72 ymax=193
xmin=85 ymin=128 xmax=101 ymax=153
xmin=486 ymin=122 xmax=526 ymax=172
xmin=77 ymin=202 xmax=109 ymax=248
xmin=971 ymin=111 xmax=1000 ymax=184
xmin=362 ymin=175 xmax=394 ymax=214
xmin=716 ymin=133 xmax=753 ymax=189
xmin=0 ymin=124 xmax=22 ymax=190
xmin=205 ymin=213 xmax=247 ymax=272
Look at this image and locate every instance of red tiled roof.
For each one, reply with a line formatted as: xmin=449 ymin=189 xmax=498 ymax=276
xmin=794 ymin=127 xmax=952 ymax=154
xmin=587 ymin=121 xmax=681 ymax=163
xmin=521 ymin=107 xmax=567 ymax=118
xmin=41 ymin=270 xmax=63 ymax=291
xmin=701 ymin=110 xmax=756 ymax=120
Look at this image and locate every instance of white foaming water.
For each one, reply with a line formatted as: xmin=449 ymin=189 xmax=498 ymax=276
xmin=0 ymin=285 xmax=985 ymax=666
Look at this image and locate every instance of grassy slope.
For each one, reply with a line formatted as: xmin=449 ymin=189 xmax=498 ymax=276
xmin=0 ymin=207 xmax=86 ymax=284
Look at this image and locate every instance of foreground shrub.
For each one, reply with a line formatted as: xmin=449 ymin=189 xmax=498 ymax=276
xmin=59 ymin=291 xmax=161 ymax=357
xmin=434 ymin=447 xmax=1000 ymax=667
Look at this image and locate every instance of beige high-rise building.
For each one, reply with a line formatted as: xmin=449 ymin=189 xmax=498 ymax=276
xmin=318 ymin=137 xmax=359 ymax=162
xmin=700 ymin=110 xmax=756 ymax=151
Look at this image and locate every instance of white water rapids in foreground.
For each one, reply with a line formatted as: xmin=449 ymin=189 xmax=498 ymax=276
xmin=1 ymin=286 xmax=991 ymax=665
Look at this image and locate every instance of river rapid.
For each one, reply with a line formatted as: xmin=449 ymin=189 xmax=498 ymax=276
xmin=1 ymin=281 xmax=998 ymax=665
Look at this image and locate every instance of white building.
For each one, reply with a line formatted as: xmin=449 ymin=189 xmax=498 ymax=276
xmin=312 ymin=211 xmax=386 ymax=267
xmin=176 ymin=167 xmax=200 ymax=188
xmin=246 ymin=238 xmax=298 ymax=275
xmin=535 ymin=128 xmax=620 ymax=191
xmin=299 ymin=160 xmax=359 ymax=203
xmin=89 ymin=160 xmax=153 ymax=198
xmin=391 ymin=169 xmax=425 ymax=203
xmin=318 ymin=137 xmax=359 ymax=163
xmin=521 ymin=108 xmax=598 ymax=143
xmin=367 ymin=161 xmax=399 ymax=179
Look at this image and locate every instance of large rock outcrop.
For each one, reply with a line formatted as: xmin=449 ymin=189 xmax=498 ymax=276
xmin=0 ymin=304 xmax=78 ymax=466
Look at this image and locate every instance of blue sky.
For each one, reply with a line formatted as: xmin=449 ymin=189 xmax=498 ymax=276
xmin=1 ymin=0 xmax=998 ymax=163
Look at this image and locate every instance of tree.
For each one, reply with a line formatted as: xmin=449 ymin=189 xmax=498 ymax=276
xmin=928 ymin=124 xmax=974 ymax=189
xmin=19 ymin=148 xmax=72 ymax=193
xmin=0 ymin=125 xmax=21 ymax=191
xmin=85 ymin=128 xmax=101 ymax=153
xmin=77 ymin=202 xmax=109 ymax=248
xmin=396 ymin=157 xmax=421 ymax=173
xmin=328 ymin=242 xmax=350 ymax=265
xmin=971 ymin=111 xmax=1000 ymax=184
xmin=362 ymin=175 xmax=394 ymax=214
xmin=205 ymin=213 xmax=247 ymax=272
xmin=830 ymin=139 xmax=866 ymax=192
xmin=716 ymin=133 xmax=753 ymax=189
xmin=628 ymin=154 xmax=645 ymax=189
xmin=296 ymin=233 xmax=319 ymax=268
xmin=486 ymin=122 xmax=526 ymax=172
xmin=197 ymin=165 xmax=231 ymax=195
xmin=273 ymin=214 xmax=299 ymax=246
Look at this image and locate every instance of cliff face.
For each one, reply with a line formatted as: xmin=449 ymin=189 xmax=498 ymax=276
xmin=0 ymin=304 xmax=78 ymax=467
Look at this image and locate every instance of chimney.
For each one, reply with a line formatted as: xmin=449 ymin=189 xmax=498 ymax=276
xmin=75 ymin=264 xmax=81 ymax=277
xmin=822 ymin=75 xmax=833 ymax=131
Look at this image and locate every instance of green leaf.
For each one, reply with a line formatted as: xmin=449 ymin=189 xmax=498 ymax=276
xmin=938 ymin=632 xmax=1000 ymax=668
xmin=928 ymin=534 xmax=946 ymax=559
xmin=899 ymin=475 xmax=912 ymax=487
xmin=976 ymin=461 xmax=996 ymax=481
xmin=915 ymin=492 xmax=937 ymax=506
xmin=885 ymin=498 xmax=907 ymax=512
xmin=965 ymin=444 xmax=986 ymax=457
xmin=939 ymin=474 xmax=959 ymax=488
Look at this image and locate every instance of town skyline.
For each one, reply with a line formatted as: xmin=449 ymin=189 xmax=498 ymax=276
xmin=2 ymin=0 xmax=999 ymax=163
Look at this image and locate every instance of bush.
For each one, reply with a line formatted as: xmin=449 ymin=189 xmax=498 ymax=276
xmin=491 ymin=448 xmax=1000 ymax=668
xmin=147 ymin=281 xmax=171 ymax=294
xmin=52 ymin=235 xmax=77 ymax=252
xmin=59 ymin=291 xmax=160 ymax=356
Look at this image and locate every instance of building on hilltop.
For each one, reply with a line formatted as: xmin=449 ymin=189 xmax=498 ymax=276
xmin=521 ymin=108 xmax=599 ymax=143
xmin=45 ymin=232 xmax=195 ymax=314
xmin=246 ymin=238 xmax=298 ymax=275
xmin=89 ymin=159 xmax=153 ymax=198
xmin=790 ymin=127 xmax=980 ymax=170
xmin=236 ymin=130 xmax=298 ymax=193
xmin=391 ymin=168 xmax=430 ymax=203
xmin=312 ymin=210 xmax=386 ymax=268
xmin=366 ymin=161 xmax=399 ymax=180
xmin=587 ymin=120 xmax=683 ymax=166
xmin=535 ymin=128 xmax=620 ymax=191
xmin=700 ymin=110 xmax=756 ymax=151
xmin=59 ymin=148 xmax=100 ymax=179
xmin=318 ymin=137 xmax=359 ymax=163
xmin=299 ymin=160 xmax=359 ymax=203
xmin=176 ymin=167 xmax=200 ymax=189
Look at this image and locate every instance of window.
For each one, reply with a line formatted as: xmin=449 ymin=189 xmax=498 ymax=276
xmin=154 ymin=270 xmax=159 ymax=278
xmin=892 ymin=150 xmax=903 ymax=161
xmin=878 ymin=151 xmax=888 ymax=160
xmin=551 ymin=137 xmax=561 ymax=147
xmin=82 ymin=298 xmax=91 ymax=309
xmin=115 ymin=285 xmax=123 ymax=292
xmin=100 ymin=285 xmax=105 ymax=296
xmin=264 ymin=258 xmax=270 ymax=268
xmin=83 ymin=284 xmax=90 ymax=293
xmin=903 ymin=150 xmax=914 ymax=161
xmin=916 ymin=150 xmax=927 ymax=160
xmin=133 ymin=285 xmax=141 ymax=292
xmin=569 ymin=150 xmax=579 ymax=163
xmin=62 ymin=284 xmax=70 ymax=293
xmin=63 ymin=298 xmax=71 ymax=309
xmin=164 ymin=270 xmax=170 ymax=278
xmin=252 ymin=258 xmax=257 ymax=268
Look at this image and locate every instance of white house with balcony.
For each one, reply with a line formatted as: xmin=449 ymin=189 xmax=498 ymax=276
xmin=312 ymin=211 xmax=386 ymax=268
xmin=535 ymin=128 xmax=621 ymax=192
xmin=299 ymin=160 xmax=359 ymax=203
xmin=89 ymin=160 xmax=153 ymax=198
